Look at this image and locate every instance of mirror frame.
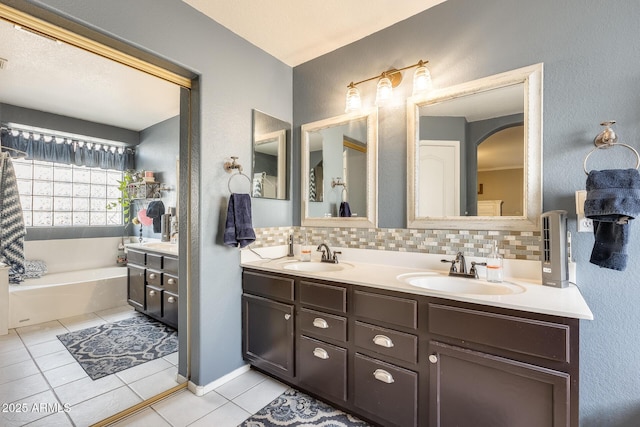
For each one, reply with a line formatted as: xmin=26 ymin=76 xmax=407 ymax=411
xmin=407 ymin=63 xmax=543 ymax=231
xmin=301 ymin=108 xmax=378 ymax=228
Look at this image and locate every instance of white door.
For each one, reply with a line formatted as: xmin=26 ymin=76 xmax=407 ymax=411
xmin=418 ymin=140 xmax=460 ymax=217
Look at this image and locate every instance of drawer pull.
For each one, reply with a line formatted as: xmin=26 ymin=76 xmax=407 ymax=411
xmin=373 ymin=334 xmax=394 ymax=348
xmin=284 ymin=314 xmax=291 ymax=320
xmin=373 ymin=369 xmax=395 ymax=384
xmin=312 ymin=318 xmax=329 ymax=329
xmin=429 ymin=354 xmax=438 ymax=364
xmin=149 ymin=273 xmax=157 ymax=280
xmin=168 ymin=278 xmax=176 ymax=285
xmin=149 ymin=290 xmax=156 ymax=296
xmin=313 ymin=347 xmax=329 ymax=360
xmin=167 ymin=296 xmax=176 ymax=303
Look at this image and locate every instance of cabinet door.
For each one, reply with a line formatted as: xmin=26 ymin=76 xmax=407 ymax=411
xmin=146 ymin=286 xmax=162 ymax=319
xmin=163 ymin=291 xmax=178 ymax=330
xmin=298 ymin=336 xmax=347 ymax=402
xmin=428 ymin=341 xmax=570 ymax=427
xmin=127 ymin=265 xmax=146 ymax=310
xmin=242 ymin=294 xmax=294 ymax=378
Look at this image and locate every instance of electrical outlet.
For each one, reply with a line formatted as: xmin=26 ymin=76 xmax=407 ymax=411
xmin=575 ymin=190 xmax=594 ymax=232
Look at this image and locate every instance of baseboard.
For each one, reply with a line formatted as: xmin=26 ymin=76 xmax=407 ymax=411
xmin=187 ymin=364 xmax=251 ymax=396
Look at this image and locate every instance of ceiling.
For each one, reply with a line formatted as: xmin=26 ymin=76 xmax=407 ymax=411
xmin=0 ymin=2 xmax=446 ymax=133
xmin=183 ymin=0 xmax=447 ymax=67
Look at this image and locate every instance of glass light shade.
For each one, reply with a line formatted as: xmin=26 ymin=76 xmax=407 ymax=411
xmin=375 ymin=76 xmax=393 ymax=106
xmin=413 ymin=65 xmax=432 ymax=95
xmin=345 ymin=85 xmax=362 ymax=113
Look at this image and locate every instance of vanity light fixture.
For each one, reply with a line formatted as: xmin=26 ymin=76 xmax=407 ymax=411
xmin=345 ymin=59 xmax=431 ymax=112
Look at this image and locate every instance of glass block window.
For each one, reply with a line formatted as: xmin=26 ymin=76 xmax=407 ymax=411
xmin=12 ymin=158 xmax=123 ymax=227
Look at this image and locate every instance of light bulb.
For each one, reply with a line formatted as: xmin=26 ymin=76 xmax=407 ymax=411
xmin=413 ymin=64 xmax=432 ymax=95
xmin=375 ymin=76 xmax=393 ymax=106
xmin=345 ymin=84 xmax=362 ymax=113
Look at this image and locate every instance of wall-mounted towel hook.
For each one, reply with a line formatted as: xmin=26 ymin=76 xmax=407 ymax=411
xmin=224 ymin=156 xmax=243 ymax=172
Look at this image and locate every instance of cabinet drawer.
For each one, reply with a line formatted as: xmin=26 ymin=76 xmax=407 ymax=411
xmin=299 ymin=308 xmax=347 ymax=343
xmin=429 ymin=303 xmax=571 ymax=363
xmin=164 ymin=256 xmax=178 ymax=274
xmin=354 ymin=353 xmax=418 ymax=427
xmin=147 ymin=253 xmax=163 ymax=270
xmin=299 ymin=281 xmax=347 ymax=313
xmin=163 ymin=291 xmax=178 ymax=329
xmin=243 ymin=271 xmax=294 ymax=302
xmin=354 ymin=321 xmax=418 ymax=364
xmin=146 ymin=286 xmax=162 ymax=318
xmin=146 ymin=269 xmax=162 ymax=287
xmin=163 ymin=273 xmax=179 ymax=293
xmin=298 ymin=336 xmax=347 ymax=402
xmin=127 ymin=249 xmax=146 ymax=266
xmin=353 ymin=290 xmax=417 ymax=330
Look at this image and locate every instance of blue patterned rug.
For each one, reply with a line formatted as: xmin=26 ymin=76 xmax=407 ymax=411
xmin=240 ymin=388 xmax=371 ymax=426
xmin=57 ymin=313 xmax=178 ymax=380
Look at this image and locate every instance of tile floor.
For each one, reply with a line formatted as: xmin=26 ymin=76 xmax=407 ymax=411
xmin=0 ymin=305 xmax=289 ymax=427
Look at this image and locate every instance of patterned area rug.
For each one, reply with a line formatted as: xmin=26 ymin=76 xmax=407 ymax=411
xmin=240 ymin=388 xmax=371 ymax=426
xmin=57 ymin=313 xmax=178 ymax=380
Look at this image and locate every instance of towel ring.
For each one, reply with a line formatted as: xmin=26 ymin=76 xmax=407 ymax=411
xmin=228 ymin=171 xmax=252 ymax=193
xmin=583 ymin=143 xmax=640 ymax=175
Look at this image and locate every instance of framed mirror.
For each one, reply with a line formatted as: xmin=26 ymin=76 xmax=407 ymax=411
xmin=301 ymin=109 xmax=378 ymax=227
xmin=407 ymin=63 xmax=543 ymax=230
xmin=252 ymin=110 xmax=290 ymax=199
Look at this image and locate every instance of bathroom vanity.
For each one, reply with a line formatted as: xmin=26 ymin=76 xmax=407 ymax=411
xmin=241 ymin=254 xmax=591 ymax=427
xmin=127 ymin=243 xmax=179 ymax=329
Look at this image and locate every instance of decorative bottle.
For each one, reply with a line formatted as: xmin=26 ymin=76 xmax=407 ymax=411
xmin=486 ymin=241 xmax=503 ymax=283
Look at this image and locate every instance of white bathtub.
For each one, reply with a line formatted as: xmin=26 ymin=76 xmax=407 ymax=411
xmin=9 ymin=267 xmax=128 ymax=328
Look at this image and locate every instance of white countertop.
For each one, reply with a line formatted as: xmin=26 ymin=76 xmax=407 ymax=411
xmin=125 ymin=240 xmax=178 ymax=256
xmin=240 ymin=246 xmax=593 ymax=320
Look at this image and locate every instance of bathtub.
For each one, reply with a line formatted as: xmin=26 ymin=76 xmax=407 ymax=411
xmin=8 ymin=267 xmax=128 ymax=329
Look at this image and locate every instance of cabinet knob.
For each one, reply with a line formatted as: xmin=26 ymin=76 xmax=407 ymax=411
xmin=313 ymin=347 xmax=329 ymax=360
xmin=149 ymin=273 xmax=157 ymax=280
xmin=429 ymin=354 xmax=438 ymax=364
xmin=312 ymin=318 xmax=329 ymax=329
xmin=149 ymin=290 xmax=156 ymax=296
xmin=373 ymin=369 xmax=395 ymax=384
xmin=373 ymin=334 xmax=394 ymax=348
xmin=167 ymin=296 xmax=176 ymax=303
xmin=168 ymin=278 xmax=176 ymax=285
xmin=284 ymin=314 xmax=291 ymax=320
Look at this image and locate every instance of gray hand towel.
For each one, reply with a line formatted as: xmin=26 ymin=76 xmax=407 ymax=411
xmin=224 ymin=193 xmax=256 ymax=248
xmin=146 ymin=201 xmax=165 ymax=233
xmin=585 ymin=168 xmax=640 ymax=271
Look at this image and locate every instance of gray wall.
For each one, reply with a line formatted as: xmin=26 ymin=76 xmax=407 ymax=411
xmin=23 ymin=0 xmax=293 ymax=387
xmin=136 ymin=115 xmax=180 ymax=239
xmin=293 ymin=0 xmax=640 ymax=425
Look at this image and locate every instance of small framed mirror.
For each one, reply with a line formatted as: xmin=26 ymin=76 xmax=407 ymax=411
xmin=252 ymin=110 xmax=291 ymax=199
xmin=301 ymin=109 xmax=378 ymax=227
xmin=407 ymin=63 xmax=543 ymax=230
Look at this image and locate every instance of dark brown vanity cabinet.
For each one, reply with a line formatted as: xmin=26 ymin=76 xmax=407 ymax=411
xmin=242 ymin=271 xmax=295 ymax=379
xmin=241 ymin=268 xmax=580 ymax=427
xmin=127 ymin=248 xmax=179 ymax=329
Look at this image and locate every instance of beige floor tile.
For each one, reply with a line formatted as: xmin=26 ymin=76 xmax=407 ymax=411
xmin=188 ymin=401 xmax=251 ymax=427
xmin=16 ymin=321 xmax=68 ymax=347
xmin=0 ymin=373 xmax=49 ymax=404
xmin=163 ymin=351 xmax=179 ymax=366
xmin=0 ymin=346 xmax=31 ymax=368
xmin=128 ymin=366 xmax=180 ymax=400
xmin=55 ymin=373 xmax=126 ymax=406
xmin=152 ymin=389 xmax=227 ymax=427
xmin=95 ymin=305 xmax=136 ymax=323
xmin=0 ymin=389 xmax=63 ymax=426
xmin=0 ymin=359 xmax=40 ymax=385
xmin=0 ymin=330 xmax=25 ymax=354
xmin=115 ymin=357 xmax=173 ymax=385
xmin=42 ymin=361 xmax=88 ymax=388
xmin=111 ymin=408 xmax=172 ymax=427
xmin=33 ymin=349 xmax=76 ymax=372
xmin=214 ymin=369 xmax=269 ymax=400
xmin=58 ymin=312 xmax=107 ymax=332
xmin=231 ymin=377 xmax=288 ymax=415
xmin=25 ymin=339 xmax=66 ymax=359
xmin=23 ymin=411 xmax=73 ymax=426
xmin=67 ymin=386 xmax=142 ymax=427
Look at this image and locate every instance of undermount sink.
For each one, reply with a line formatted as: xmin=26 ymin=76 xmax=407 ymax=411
xmin=280 ymin=261 xmax=350 ymax=272
xmin=397 ymin=273 xmax=525 ymax=295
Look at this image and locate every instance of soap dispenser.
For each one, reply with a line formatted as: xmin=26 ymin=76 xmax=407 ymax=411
xmin=486 ymin=241 xmax=503 ymax=283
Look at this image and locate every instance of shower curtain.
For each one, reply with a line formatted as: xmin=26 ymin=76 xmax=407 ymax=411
xmin=0 ymin=153 xmax=26 ymax=283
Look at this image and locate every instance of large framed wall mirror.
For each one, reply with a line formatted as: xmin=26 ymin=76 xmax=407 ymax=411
xmin=407 ymin=63 xmax=543 ymax=230
xmin=252 ymin=110 xmax=291 ymax=199
xmin=301 ymin=109 xmax=378 ymax=227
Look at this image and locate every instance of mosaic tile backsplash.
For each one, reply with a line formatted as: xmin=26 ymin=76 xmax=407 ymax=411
xmin=254 ymin=227 xmax=541 ymax=261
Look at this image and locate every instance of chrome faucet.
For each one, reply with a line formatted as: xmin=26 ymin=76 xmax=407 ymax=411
xmin=317 ymin=243 xmax=341 ymax=264
xmin=441 ymin=252 xmax=485 ymax=279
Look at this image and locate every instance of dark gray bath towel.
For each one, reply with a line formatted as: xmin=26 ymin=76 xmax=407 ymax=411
xmin=585 ymin=168 xmax=640 ymax=271
xmin=146 ymin=200 xmax=165 ymax=233
xmin=339 ymin=202 xmax=352 ymax=217
xmin=224 ymin=193 xmax=256 ymax=248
